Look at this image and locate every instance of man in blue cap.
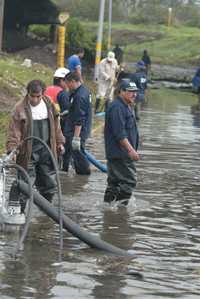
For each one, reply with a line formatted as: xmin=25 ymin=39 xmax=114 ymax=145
xmin=104 ymin=80 xmax=140 ymax=205
xmin=130 ymin=60 xmax=147 ymax=121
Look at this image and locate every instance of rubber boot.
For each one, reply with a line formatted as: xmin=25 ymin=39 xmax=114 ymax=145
xmin=116 ymin=191 xmax=131 ymax=206
xmin=95 ymin=98 xmax=101 ymax=114
xmin=104 ymin=187 xmax=119 ymax=204
xmin=104 ymin=190 xmax=116 ymax=203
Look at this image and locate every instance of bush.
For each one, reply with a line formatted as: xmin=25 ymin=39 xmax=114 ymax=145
xmin=29 ymin=24 xmax=51 ymax=40
xmin=66 ymin=18 xmax=106 ymax=64
xmin=129 ymin=4 xmax=167 ymax=25
xmin=175 ymin=5 xmax=200 ymax=27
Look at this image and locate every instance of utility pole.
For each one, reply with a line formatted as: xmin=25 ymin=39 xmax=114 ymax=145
xmin=94 ymin=0 xmax=105 ymax=81
xmin=57 ymin=13 xmax=69 ymax=68
xmin=0 ymin=0 xmax=5 ymax=52
xmin=107 ymin=0 xmax=112 ymax=50
xmin=167 ymin=7 xmax=172 ymax=29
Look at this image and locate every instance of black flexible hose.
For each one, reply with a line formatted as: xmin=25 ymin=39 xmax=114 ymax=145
xmin=5 ymin=163 xmax=33 ymax=256
xmin=19 ymin=180 xmax=132 ymax=257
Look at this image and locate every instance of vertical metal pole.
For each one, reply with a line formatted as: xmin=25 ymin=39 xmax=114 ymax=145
xmin=57 ymin=25 xmax=66 ymax=68
xmin=167 ymin=7 xmax=172 ymax=29
xmin=0 ymin=0 xmax=5 ymax=52
xmin=94 ymin=0 xmax=105 ymax=81
xmin=107 ymin=0 xmax=112 ymax=50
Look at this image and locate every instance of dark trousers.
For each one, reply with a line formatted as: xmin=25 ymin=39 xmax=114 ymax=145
xmin=9 ymin=146 xmax=56 ymax=210
xmin=104 ymin=158 xmax=137 ymax=203
xmin=28 ymin=146 xmax=57 ymax=199
xmin=63 ymin=137 xmax=91 ymax=175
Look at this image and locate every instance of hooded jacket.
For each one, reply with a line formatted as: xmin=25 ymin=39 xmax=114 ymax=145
xmin=6 ymin=95 xmax=65 ymax=169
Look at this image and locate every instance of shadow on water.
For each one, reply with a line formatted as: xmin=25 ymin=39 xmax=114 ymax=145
xmin=1 ymin=88 xmax=200 ymax=298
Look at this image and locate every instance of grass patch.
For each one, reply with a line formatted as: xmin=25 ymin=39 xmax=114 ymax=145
xmin=0 ymin=56 xmax=52 ymax=89
xmin=0 ymin=55 xmax=54 ymax=153
xmin=82 ymin=21 xmax=200 ymax=66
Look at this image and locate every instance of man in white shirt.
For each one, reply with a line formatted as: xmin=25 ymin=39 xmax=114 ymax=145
xmin=6 ymin=80 xmax=65 ymax=211
xmin=95 ymin=51 xmax=119 ymax=113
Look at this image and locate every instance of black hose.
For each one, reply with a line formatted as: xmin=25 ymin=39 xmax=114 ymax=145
xmin=5 ymin=163 xmax=33 ymax=255
xmin=18 ymin=180 xmax=132 ymax=257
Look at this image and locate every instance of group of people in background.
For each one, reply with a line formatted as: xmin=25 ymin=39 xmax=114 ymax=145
xmin=95 ymin=48 xmax=150 ymax=121
xmin=6 ymin=46 xmax=151 ymax=214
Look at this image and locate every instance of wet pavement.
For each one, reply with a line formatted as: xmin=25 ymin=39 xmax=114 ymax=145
xmin=0 ymin=88 xmax=200 ymax=298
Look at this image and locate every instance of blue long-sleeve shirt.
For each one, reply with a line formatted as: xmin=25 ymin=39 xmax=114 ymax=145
xmin=63 ymin=85 xmax=92 ymax=141
xmin=104 ymin=96 xmax=139 ymax=159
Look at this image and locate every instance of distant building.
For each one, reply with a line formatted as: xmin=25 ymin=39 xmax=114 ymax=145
xmin=2 ymin=0 xmax=60 ymax=51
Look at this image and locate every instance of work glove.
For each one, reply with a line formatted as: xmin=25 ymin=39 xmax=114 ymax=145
xmin=72 ymin=136 xmax=81 ymax=151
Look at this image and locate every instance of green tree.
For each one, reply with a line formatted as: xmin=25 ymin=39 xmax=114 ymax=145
xmin=66 ymin=18 xmax=96 ymax=63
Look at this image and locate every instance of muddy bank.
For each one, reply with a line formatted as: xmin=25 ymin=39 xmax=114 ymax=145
xmin=151 ymin=63 xmax=196 ymax=83
xmin=9 ymin=44 xmax=197 ymax=84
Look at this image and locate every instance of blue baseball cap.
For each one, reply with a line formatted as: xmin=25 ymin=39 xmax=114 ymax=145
xmin=136 ymin=60 xmax=146 ymax=69
xmin=120 ymin=81 xmax=138 ymax=92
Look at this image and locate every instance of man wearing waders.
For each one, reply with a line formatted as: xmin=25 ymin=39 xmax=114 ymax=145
xmin=142 ymin=49 xmax=151 ymax=76
xmin=192 ymin=67 xmax=200 ymax=112
xmin=104 ymin=81 xmax=140 ymax=206
xmin=62 ymin=72 xmax=92 ymax=175
xmin=95 ymin=51 xmax=119 ymax=113
xmin=130 ymin=60 xmax=147 ymax=121
xmin=6 ymin=80 xmax=65 ymax=213
xmin=113 ymin=44 xmax=123 ymax=65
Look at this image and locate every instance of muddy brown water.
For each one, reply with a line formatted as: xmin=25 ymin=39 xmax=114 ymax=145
xmin=0 ymin=89 xmax=200 ymax=299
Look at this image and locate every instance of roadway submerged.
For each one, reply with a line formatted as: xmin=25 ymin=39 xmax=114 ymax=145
xmin=0 ymin=87 xmax=200 ymax=298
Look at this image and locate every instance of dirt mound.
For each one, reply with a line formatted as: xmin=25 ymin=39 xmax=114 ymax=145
xmin=112 ymin=29 xmax=163 ymax=45
xmin=13 ymin=44 xmax=57 ymax=68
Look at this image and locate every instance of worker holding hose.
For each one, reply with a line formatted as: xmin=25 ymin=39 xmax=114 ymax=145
xmin=6 ymin=79 xmax=65 ymax=213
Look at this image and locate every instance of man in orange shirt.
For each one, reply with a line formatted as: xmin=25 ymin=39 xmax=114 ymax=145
xmin=44 ymin=67 xmax=70 ymax=104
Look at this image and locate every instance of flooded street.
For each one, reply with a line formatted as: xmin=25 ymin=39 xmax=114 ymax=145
xmin=1 ymin=88 xmax=200 ymax=298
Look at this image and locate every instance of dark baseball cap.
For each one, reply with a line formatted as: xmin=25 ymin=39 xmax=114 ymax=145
xmin=120 ymin=81 xmax=138 ymax=92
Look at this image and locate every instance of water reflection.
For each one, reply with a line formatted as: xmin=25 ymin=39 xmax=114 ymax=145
xmin=191 ymin=113 xmax=200 ymax=129
xmin=91 ymin=208 xmax=137 ymax=298
xmin=101 ymin=207 xmax=135 ymax=250
xmin=1 ymin=88 xmax=200 ymax=298
xmin=0 ymin=218 xmax=59 ymax=298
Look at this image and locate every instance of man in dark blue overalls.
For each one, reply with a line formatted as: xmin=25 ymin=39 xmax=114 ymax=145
xmin=62 ymin=72 xmax=92 ymax=175
xmin=130 ymin=60 xmax=147 ymax=121
xmin=104 ymin=81 xmax=140 ymax=205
